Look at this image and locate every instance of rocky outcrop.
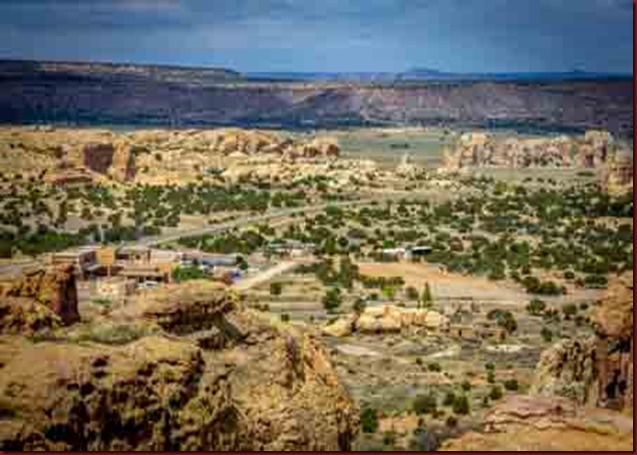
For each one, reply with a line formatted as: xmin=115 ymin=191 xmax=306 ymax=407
xmin=78 ymin=142 xmax=115 ymax=174
xmin=0 ymin=126 xmax=344 ymax=185
xmin=440 ymin=395 xmax=633 ymax=451
xmin=109 ymin=141 xmax=138 ymax=182
xmin=531 ymin=274 xmax=633 ymax=411
xmin=444 ymin=130 xmax=619 ymax=169
xmin=0 ymin=298 xmax=61 ymax=335
xmin=322 ymin=305 xmax=448 ymax=337
xmin=0 ymin=265 xmax=79 ymax=325
xmin=602 ymin=154 xmax=633 ymax=196
xmin=395 ymin=154 xmax=423 ymax=179
xmin=0 ymin=281 xmax=359 ymax=451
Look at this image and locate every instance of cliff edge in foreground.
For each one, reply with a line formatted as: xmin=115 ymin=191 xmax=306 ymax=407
xmin=0 ymin=279 xmax=359 ymax=451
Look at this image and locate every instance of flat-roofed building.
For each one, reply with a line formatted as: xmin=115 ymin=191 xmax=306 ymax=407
xmin=49 ymin=246 xmax=98 ymax=278
xmin=120 ymin=262 xmax=175 ymax=284
xmin=116 ymin=245 xmax=151 ymax=264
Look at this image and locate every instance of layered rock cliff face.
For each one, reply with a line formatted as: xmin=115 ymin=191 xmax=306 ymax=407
xmin=531 ymin=274 xmax=633 ymax=411
xmin=0 ymin=265 xmax=79 ymax=325
xmin=443 ymin=130 xmax=622 ymax=169
xmin=0 ymin=126 xmax=341 ymax=184
xmin=0 ymin=280 xmax=359 ymax=451
xmin=0 ymin=61 xmax=632 ymax=136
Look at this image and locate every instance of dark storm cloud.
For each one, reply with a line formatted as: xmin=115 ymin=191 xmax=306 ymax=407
xmin=0 ymin=0 xmax=631 ymax=72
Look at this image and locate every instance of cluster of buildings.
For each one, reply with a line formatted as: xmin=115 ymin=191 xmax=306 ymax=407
xmin=49 ymin=245 xmax=240 ymax=300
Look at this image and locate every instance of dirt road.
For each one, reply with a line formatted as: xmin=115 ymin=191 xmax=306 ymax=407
xmin=233 ymin=260 xmax=304 ymax=292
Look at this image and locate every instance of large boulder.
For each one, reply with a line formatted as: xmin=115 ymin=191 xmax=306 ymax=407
xmin=0 ymin=265 xmax=79 ymax=325
xmin=322 ymin=306 xmax=448 ymax=337
xmin=0 ymin=281 xmax=359 ymax=451
xmin=355 ymin=306 xmax=402 ymax=334
xmin=322 ymin=314 xmax=357 ymax=338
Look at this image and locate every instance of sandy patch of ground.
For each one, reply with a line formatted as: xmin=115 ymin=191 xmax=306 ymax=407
xmin=336 ymin=344 xmax=382 ymax=357
xmin=427 ymin=345 xmax=461 ymax=359
xmin=357 ymin=261 xmax=527 ymax=304
xmin=485 ymin=344 xmax=527 ymax=354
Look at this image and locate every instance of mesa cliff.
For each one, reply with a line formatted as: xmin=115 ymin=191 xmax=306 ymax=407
xmin=0 ymin=60 xmax=632 ymax=136
xmin=0 ymin=126 xmax=344 ymax=185
xmin=443 ymin=130 xmax=628 ymax=170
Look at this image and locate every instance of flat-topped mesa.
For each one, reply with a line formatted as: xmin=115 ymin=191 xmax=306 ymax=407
xmin=0 ymin=264 xmax=79 ymax=326
xmin=444 ymin=129 xmax=618 ymax=169
xmin=531 ymin=274 xmax=633 ymax=411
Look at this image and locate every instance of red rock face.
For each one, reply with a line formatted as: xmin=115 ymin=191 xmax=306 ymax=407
xmin=80 ymin=143 xmax=115 ymax=174
xmin=0 ymin=265 xmax=79 ymax=325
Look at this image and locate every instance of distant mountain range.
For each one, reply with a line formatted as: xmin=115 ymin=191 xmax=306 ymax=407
xmin=0 ymin=59 xmax=631 ymax=83
xmin=248 ymin=68 xmax=632 ymax=82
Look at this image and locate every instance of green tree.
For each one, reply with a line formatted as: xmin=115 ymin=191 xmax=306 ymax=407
xmin=361 ymin=408 xmax=379 ymax=433
xmin=487 ymin=309 xmax=517 ymax=334
xmin=452 ymin=395 xmax=470 ymax=415
xmin=406 ymin=286 xmax=420 ymax=301
xmin=443 ymin=391 xmax=456 ymax=406
xmin=541 ymin=326 xmax=554 ymax=342
xmin=172 ymin=265 xmax=207 ymax=283
xmin=503 ymin=379 xmax=519 ymax=391
xmin=489 ymin=385 xmax=503 ymax=401
xmin=413 ymin=392 xmax=438 ymax=415
xmin=421 ymin=282 xmax=433 ymax=308
xmin=353 ymin=297 xmax=366 ymax=314
xmin=562 ymin=303 xmax=578 ymax=319
xmin=270 ymin=282 xmax=283 ymax=296
xmin=322 ymin=288 xmax=342 ymax=311
xmin=526 ymin=298 xmax=547 ymax=316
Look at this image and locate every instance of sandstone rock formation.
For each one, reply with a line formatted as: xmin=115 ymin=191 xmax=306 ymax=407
xmin=0 ymin=265 xmax=79 ymax=325
xmin=601 ymin=154 xmax=633 ymax=196
xmin=0 ymin=126 xmax=346 ymax=185
xmin=0 ymin=281 xmax=359 ymax=451
xmin=77 ymin=142 xmax=115 ymax=174
xmin=395 ymin=154 xmax=423 ymax=179
xmin=444 ymin=129 xmax=619 ymax=169
xmin=0 ymin=297 xmax=61 ymax=335
xmin=531 ymin=274 xmax=633 ymax=411
xmin=440 ymin=395 xmax=633 ymax=451
xmin=322 ymin=305 xmax=448 ymax=337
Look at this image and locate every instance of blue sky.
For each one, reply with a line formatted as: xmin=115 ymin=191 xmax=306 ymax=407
xmin=0 ymin=0 xmax=632 ymax=73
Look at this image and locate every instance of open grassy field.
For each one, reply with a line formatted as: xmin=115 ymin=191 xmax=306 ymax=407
xmin=330 ymin=127 xmax=452 ymax=169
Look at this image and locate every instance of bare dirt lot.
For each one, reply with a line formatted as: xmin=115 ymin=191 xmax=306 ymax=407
xmin=357 ymin=261 xmax=604 ymax=307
